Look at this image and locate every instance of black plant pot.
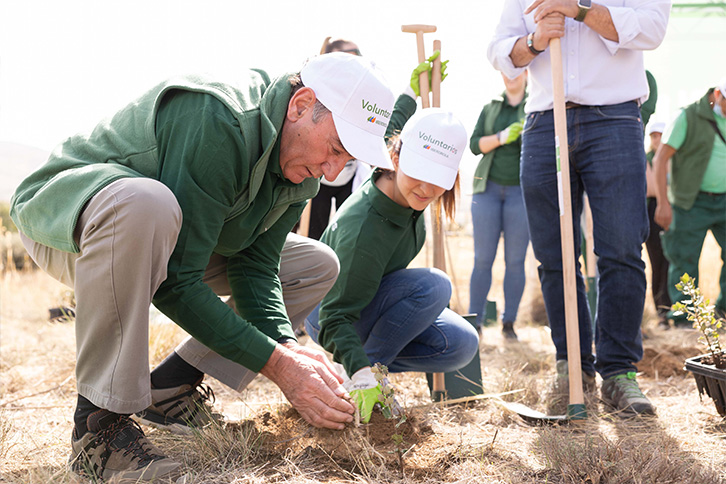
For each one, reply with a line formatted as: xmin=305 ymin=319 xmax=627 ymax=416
xmin=684 ymin=353 xmax=726 ymax=417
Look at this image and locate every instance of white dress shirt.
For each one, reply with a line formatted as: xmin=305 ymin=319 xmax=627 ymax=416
xmin=487 ymin=0 xmax=671 ymax=113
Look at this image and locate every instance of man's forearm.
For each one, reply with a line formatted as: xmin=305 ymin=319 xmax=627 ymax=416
xmin=511 ymin=35 xmax=540 ymax=68
xmin=582 ymin=3 xmax=618 ymax=42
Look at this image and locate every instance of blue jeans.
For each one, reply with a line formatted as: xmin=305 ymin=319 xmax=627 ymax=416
xmin=469 ymin=182 xmax=530 ymax=325
xmin=520 ymin=101 xmax=648 ymax=377
xmin=304 ymin=268 xmax=479 ymax=373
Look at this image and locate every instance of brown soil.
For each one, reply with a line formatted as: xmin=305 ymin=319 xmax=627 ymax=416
xmin=232 ymin=406 xmax=446 ymax=480
xmin=637 ymin=344 xmax=703 ymax=378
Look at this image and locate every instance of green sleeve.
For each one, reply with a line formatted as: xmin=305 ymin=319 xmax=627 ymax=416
xmin=641 ymin=70 xmax=658 ymax=129
xmin=226 ymin=204 xmax=302 ymax=342
xmin=386 ymin=94 xmax=417 ymax=140
xmin=318 ymin=228 xmax=391 ymax=376
xmin=469 ymin=103 xmax=492 ymax=156
xmin=152 ymin=90 xmax=277 ymax=372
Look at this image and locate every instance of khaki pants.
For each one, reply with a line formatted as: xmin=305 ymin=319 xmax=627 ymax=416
xmin=21 ymin=178 xmax=339 ymax=414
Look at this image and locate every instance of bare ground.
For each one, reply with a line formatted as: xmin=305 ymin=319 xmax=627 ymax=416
xmin=1 ymin=231 xmax=724 ymax=483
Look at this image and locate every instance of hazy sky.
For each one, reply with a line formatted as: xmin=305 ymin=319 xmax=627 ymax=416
xmin=1 ymin=0 xmax=724 ymax=182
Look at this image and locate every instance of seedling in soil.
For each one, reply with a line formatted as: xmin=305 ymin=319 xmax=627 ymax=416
xmin=371 ymin=362 xmax=411 ymax=478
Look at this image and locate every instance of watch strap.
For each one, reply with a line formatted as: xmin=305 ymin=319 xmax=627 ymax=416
xmin=526 ymin=33 xmax=544 ymax=55
xmin=575 ymin=3 xmax=590 ymax=21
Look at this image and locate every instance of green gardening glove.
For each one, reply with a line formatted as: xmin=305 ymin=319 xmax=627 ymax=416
xmin=497 ymin=118 xmax=525 ymax=145
xmin=347 ymin=367 xmax=384 ymax=423
xmin=409 ymin=50 xmax=449 ymax=97
xmin=350 ymin=385 xmax=385 ymax=423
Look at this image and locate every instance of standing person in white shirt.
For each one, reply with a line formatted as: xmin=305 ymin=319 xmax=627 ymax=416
xmin=488 ymin=0 xmax=670 ymax=416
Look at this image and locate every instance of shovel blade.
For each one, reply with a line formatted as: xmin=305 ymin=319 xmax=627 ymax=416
xmin=498 ymin=401 xmax=567 ymax=425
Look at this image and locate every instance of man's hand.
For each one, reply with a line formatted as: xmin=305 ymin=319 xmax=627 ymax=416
xmin=654 ymin=201 xmax=673 ymax=231
xmin=525 ymin=0 xmax=579 ymax=21
xmin=281 ymin=342 xmax=344 ymax=385
xmin=533 ymin=13 xmax=566 ymax=50
xmin=410 ymin=50 xmax=449 ymax=97
xmin=348 ymin=367 xmax=383 ymax=423
xmin=498 ymin=119 xmax=525 ymax=145
xmin=260 ymin=344 xmax=354 ymax=430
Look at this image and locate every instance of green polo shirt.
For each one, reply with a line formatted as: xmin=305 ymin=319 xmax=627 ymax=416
xmin=664 ymin=108 xmax=726 ymax=194
xmin=317 ymin=171 xmax=426 ymax=376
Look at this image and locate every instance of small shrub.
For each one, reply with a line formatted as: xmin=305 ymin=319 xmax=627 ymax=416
xmin=672 ymin=273 xmax=725 ymax=368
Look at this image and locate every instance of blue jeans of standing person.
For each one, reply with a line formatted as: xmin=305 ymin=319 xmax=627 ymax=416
xmin=304 ymin=268 xmax=479 ymax=373
xmin=519 ymin=101 xmax=648 ymax=378
xmin=469 ymin=182 xmax=530 ymax=326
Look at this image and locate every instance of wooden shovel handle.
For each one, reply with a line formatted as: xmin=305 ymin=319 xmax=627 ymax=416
xmin=550 ymin=37 xmax=584 ymax=407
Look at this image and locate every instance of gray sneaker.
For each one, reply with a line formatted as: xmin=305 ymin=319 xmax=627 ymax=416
xmin=601 ymin=372 xmax=655 ymax=416
xmin=135 ymin=378 xmax=221 ymax=435
xmin=546 ymin=360 xmax=597 ymax=414
xmin=554 ymin=360 xmax=597 ymax=394
xmin=70 ymin=410 xmax=181 ymax=483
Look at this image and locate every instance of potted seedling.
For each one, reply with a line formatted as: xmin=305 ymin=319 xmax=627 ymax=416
xmin=674 ymin=274 xmax=726 ymax=416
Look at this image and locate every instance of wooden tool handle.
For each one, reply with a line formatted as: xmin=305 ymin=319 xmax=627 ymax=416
xmin=402 ymin=25 xmax=436 ymax=109
xmin=550 ymin=37 xmax=584 ymax=407
xmin=431 ymin=39 xmax=441 ymax=108
xmin=401 ymin=24 xmax=437 ymax=34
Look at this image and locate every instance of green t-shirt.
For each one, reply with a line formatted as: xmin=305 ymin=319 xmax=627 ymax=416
xmin=664 ymin=108 xmax=726 ymax=193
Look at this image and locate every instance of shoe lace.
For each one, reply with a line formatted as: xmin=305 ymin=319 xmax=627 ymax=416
xmin=195 ymin=382 xmax=215 ymax=406
xmin=613 ymin=372 xmax=645 ymax=398
xmin=97 ymin=416 xmax=160 ymax=466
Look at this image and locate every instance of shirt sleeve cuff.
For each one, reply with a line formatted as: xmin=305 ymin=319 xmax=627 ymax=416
xmin=488 ymin=36 xmax=528 ymax=80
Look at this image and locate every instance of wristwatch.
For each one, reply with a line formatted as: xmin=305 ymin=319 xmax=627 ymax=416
xmin=575 ymin=0 xmax=592 ymax=22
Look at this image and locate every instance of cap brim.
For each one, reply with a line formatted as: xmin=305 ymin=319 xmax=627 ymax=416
xmin=399 ymin=146 xmax=457 ymax=190
xmin=331 ymin=112 xmax=393 ymax=170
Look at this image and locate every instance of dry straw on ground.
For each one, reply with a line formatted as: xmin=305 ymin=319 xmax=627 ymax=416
xmin=1 ymin=231 xmax=724 ymax=483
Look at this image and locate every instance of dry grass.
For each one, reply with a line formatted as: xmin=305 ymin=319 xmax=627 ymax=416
xmin=1 ymin=230 xmax=724 ymax=483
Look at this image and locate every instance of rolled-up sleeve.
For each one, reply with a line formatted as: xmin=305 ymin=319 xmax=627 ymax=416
xmin=487 ymin=0 xmax=530 ymax=79
xmin=601 ymin=0 xmax=671 ymax=54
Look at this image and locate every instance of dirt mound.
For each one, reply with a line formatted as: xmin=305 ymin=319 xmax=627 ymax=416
xmin=637 ymin=344 xmax=702 ymax=378
xmin=237 ymin=406 xmax=446 ymax=480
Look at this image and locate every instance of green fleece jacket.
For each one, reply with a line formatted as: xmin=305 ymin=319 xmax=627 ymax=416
xmin=11 ymin=71 xmax=319 ymax=372
xmin=317 ymin=93 xmax=420 ymax=376
xmin=669 ymin=89 xmax=719 ymax=210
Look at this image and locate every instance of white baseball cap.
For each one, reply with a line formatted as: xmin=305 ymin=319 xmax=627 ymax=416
xmin=646 ymin=121 xmax=665 ymax=135
xmin=398 ymin=108 xmax=467 ymax=191
xmin=301 ymin=52 xmax=395 ymax=170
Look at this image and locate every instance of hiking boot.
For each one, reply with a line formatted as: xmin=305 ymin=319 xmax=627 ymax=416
xmin=70 ymin=409 xmax=181 ymax=483
xmin=135 ymin=378 xmax=221 ymax=435
xmin=601 ymin=371 xmax=655 ymax=416
xmin=502 ymin=321 xmax=518 ymax=340
xmin=546 ymin=360 xmax=597 ymax=415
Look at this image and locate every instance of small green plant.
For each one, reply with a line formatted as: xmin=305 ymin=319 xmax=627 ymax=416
xmin=672 ymin=273 xmax=725 ymax=368
xmin=371 ymin=362 xmax=410 ymax=478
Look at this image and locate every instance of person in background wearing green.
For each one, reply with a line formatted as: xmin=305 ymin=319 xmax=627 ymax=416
xmin=644 ymin=120 xmax=672 ymax=329
xmin=468 ymin=72 xmax=529 ymax=340
xmin=304 ymin=107 xmax=479 ymax=423
xmin=11 ymin=53 xmax=395 ymax=482
xmin=653 ymin=77 xmax=726 ymax=325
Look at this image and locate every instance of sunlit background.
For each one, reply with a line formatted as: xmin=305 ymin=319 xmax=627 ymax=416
xmin=2 ymin=0 xmax=725 ymax=225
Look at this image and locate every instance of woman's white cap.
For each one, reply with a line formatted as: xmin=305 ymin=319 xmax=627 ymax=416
xmin=399 ymin=108 xmax=467 ymax=190
xmin=646 ymin=121 xmax=665 ymax=135
xmin=301 ymin=52 xmax=395 ymax=170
